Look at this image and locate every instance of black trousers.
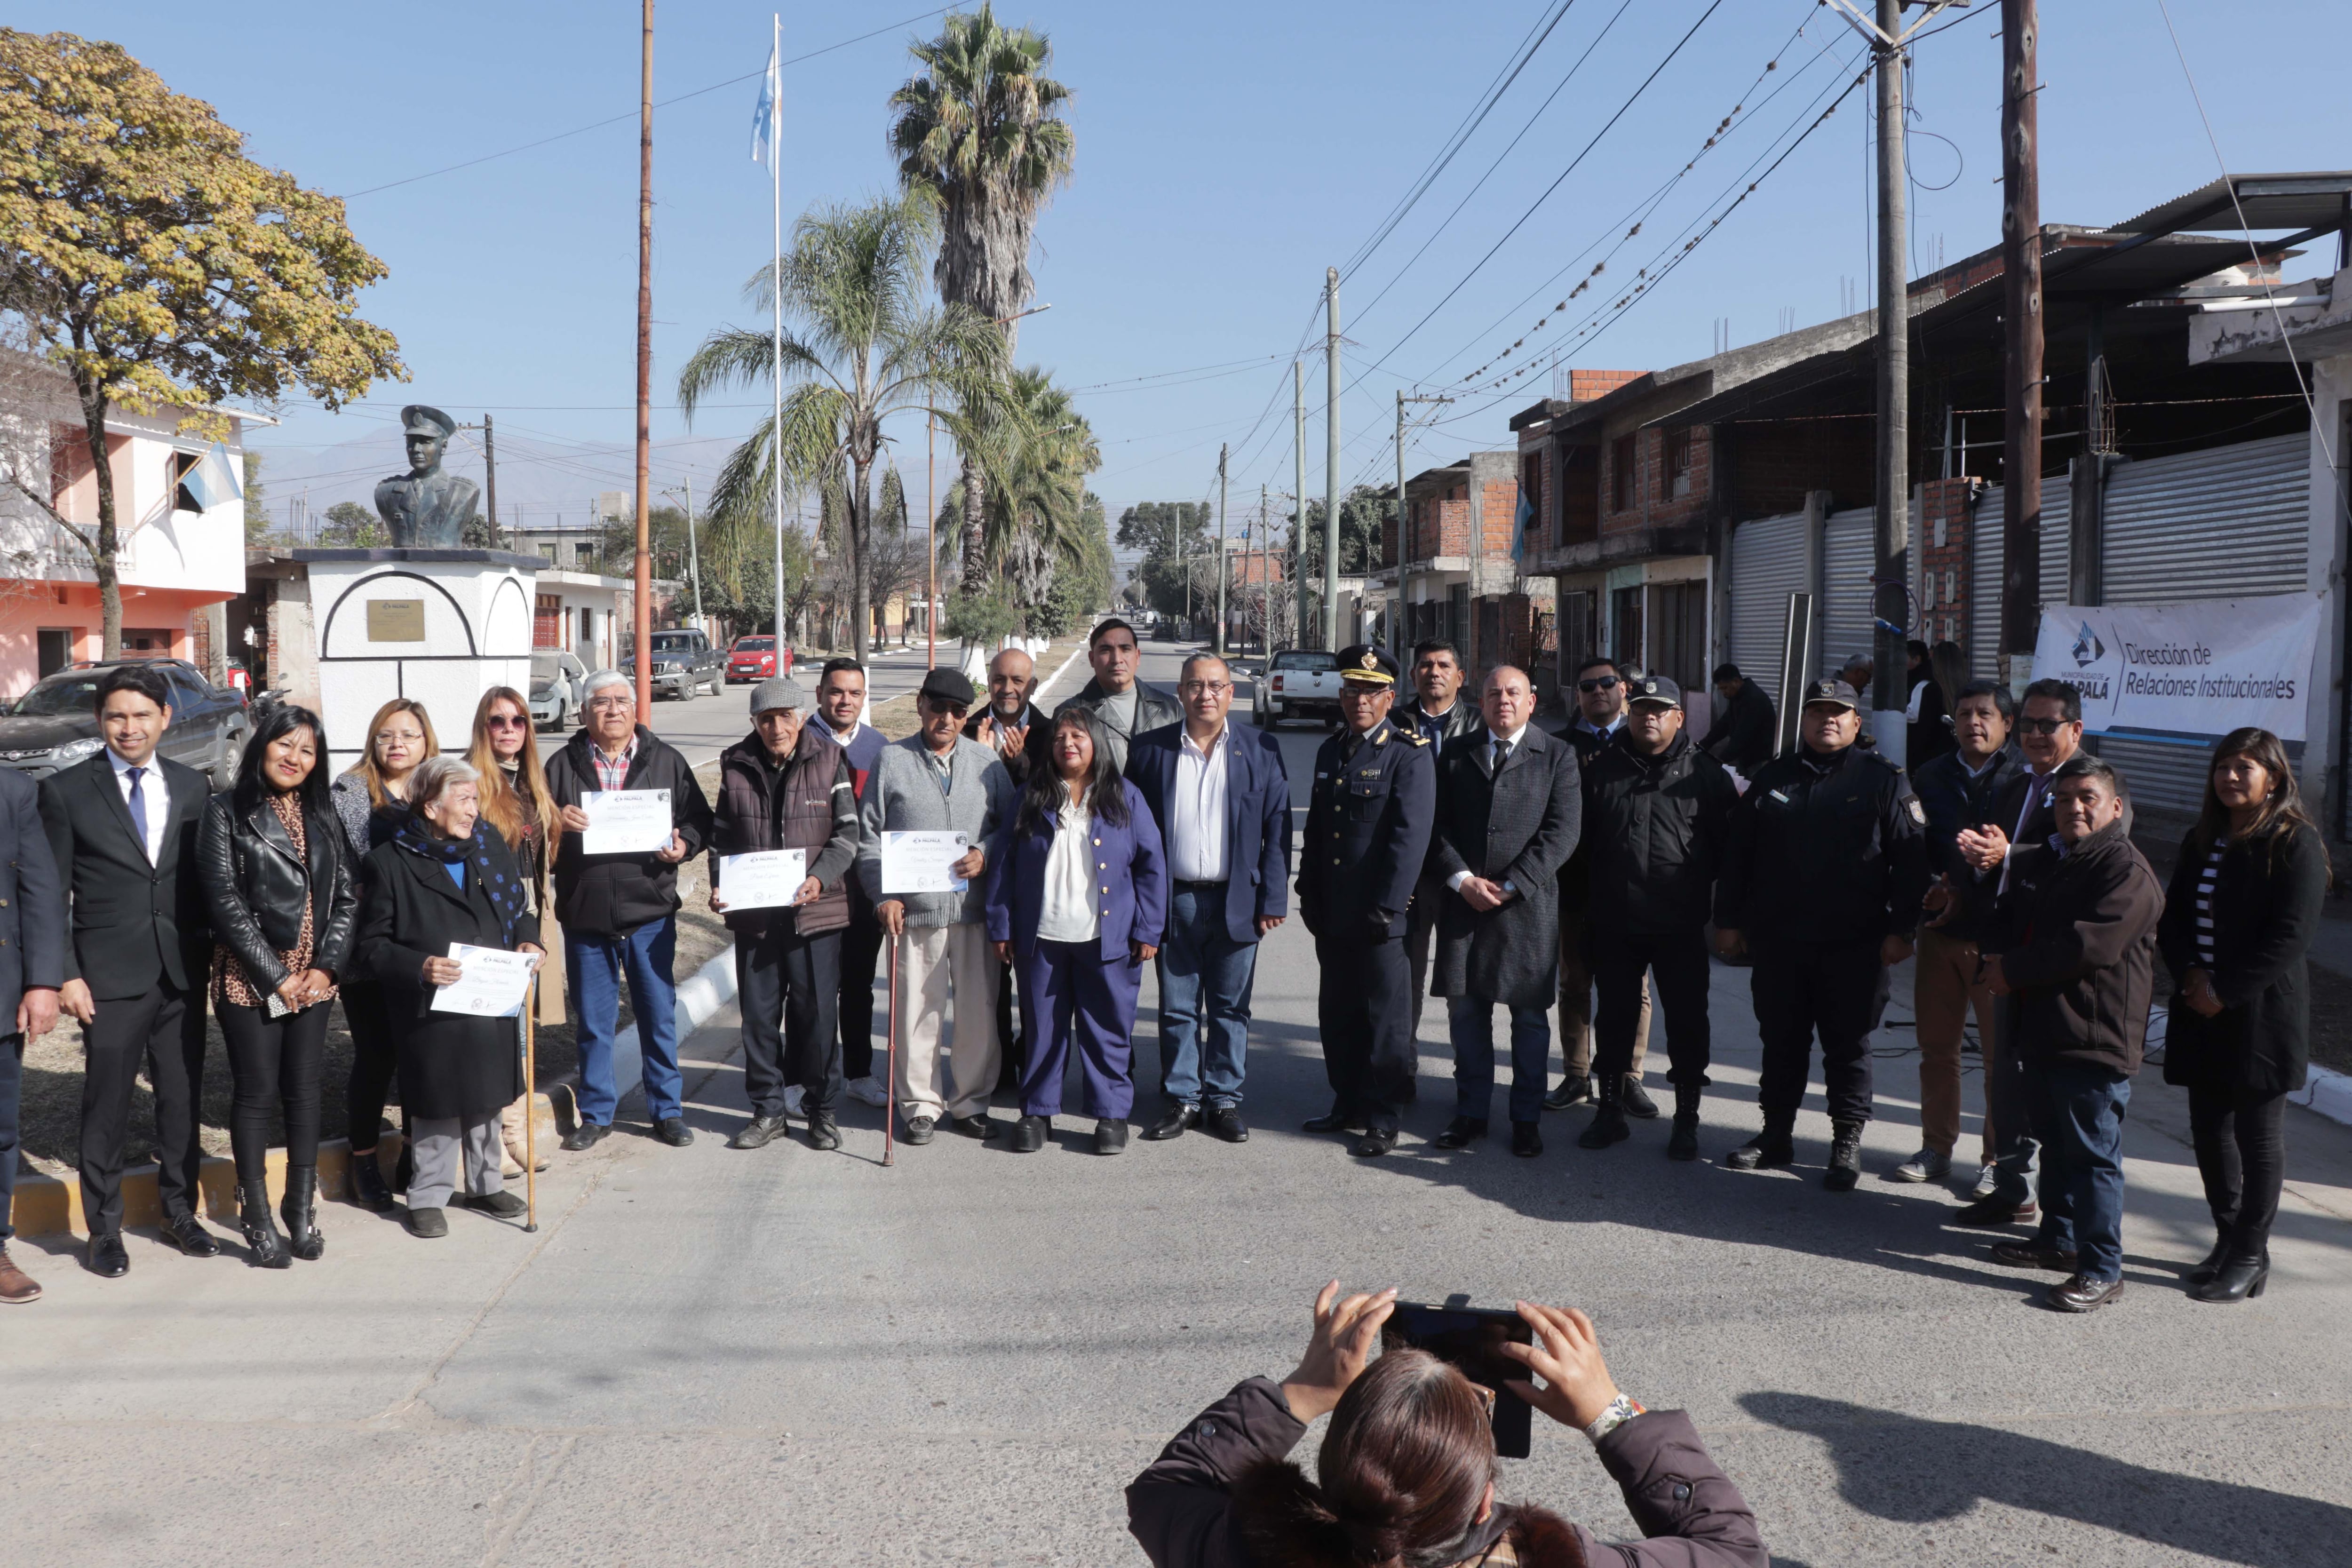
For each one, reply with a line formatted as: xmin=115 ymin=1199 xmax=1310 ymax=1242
xmin=1315 ymin=928 xmax=1412 ymax=1131
xmin=837 ymin=907 xmax=884 ymax=1082
xmin=80 ymin=979 xmax=209 ymax=1235
xmin=343 ymin=979 xmax=401 ymax=1149
xmin=1591 ymin=926 xmax=1711 ymax=1088
xmin=1750 ymin=938 xmax=1880 ymax=1124
xmin=996 ymin=958 xmax=1023 ymax=1096
xmin=220 ymin=999 xmax=331 ymax=1183
xmin=2188 ymin=1083 xmax=2288 ymax=1258
xmin=738 ymin=923 xmax=842 ymax=1118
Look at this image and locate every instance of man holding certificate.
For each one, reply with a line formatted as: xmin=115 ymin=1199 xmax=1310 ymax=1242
xmin=856 ymin=668 xmax=1019 ymax=1145
xmin=543 ymin=670 xmax=714 ymax=1150
xmin=711 ymin=677 xmax=861 ymax=1152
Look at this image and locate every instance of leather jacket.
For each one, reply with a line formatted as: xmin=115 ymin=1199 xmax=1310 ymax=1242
xmin=197 ymin=792 xmax=360 ymax=993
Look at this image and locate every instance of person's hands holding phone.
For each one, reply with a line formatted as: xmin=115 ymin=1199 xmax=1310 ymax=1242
xmin=1281 ymin=1281 xmax=1397 ymax=1423
xmin=1498 ymin=1303 xmax=1622 ymax=1432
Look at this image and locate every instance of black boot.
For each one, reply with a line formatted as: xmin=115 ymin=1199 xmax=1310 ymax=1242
xmin=240 ymin=1180 xmax=290 ymax=1270
xmin=1577 ymin=1074 xmax=1630 ymax=1149
xmin=1725 ymin=1111 xmax=1796 ymax=1171
xmin=1823 ymin=1118 xmax=1865 ymax=1192
xmin=1667 ymin=1082 xmax=1703 ymax=1162
xmin=349 ymin=1148 xmax=395 ymax=1212
xmin=2190 ymin=1251 xmax=2271 ymax=1304
xmin=2187 ymin=1236 xmax=2233 ymax=1286
xmin=280 ymin=1166 xmax=325 ymax=1261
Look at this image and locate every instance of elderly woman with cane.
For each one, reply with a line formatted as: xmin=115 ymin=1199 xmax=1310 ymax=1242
xmin=356 ymin=756 xmax=544 ymax=1239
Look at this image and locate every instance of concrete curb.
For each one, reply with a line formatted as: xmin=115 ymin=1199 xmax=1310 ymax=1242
xmin=599 ymin=945 xmax=739 ymax=1118
xmin=2290 ymin=1062 xmax=2352 ymax=1127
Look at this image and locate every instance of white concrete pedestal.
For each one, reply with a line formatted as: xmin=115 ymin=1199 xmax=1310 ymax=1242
xmin=295 ymin=548 xmax=540 ymax=771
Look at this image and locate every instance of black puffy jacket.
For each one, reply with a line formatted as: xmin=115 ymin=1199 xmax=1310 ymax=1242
xmin=1583 ymin=730 xmax=1739 ymax=933
xmin=1715 ymin=741 xmax=1930 ymax=945
xmin=197 ymin=791 xmax=360 ymax=992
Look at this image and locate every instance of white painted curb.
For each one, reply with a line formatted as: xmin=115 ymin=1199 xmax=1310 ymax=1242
xmin=2289 ymin=1062 xmax=2352 ymax=1128
xmin=608 ymin=945 xmax=739 ymax=1111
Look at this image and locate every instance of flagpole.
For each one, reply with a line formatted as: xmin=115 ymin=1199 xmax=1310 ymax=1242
xmin=770 ymin=12 xmax=786 ymax=653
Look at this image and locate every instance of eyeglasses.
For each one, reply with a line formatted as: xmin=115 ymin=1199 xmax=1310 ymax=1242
xmin=1578 ymin=676 xmax=1621 ymax=692
xmin=928 ymin=701 xmax=969 ymax=718
xmin=588 ymin=696 xmax=633 ymax=711
xmin=1180 ymin=682 xmax=1232 ymax=697
xmin=486 ymin=715 xmax=528 ymax=730
xmin=2017 ymin=716 xmax=2072 ymax=735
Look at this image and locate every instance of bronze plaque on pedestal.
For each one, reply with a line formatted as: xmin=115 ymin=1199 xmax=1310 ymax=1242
xmin=367 ymin=598 xmax=427 ymax=642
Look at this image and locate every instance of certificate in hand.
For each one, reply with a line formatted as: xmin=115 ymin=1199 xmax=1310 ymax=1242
xmin=428 ymin=944 xmax=537 ymax=1018
xmin=581 ymin=788 xmax=672 ymax=855
xmin=880 ymin=830 xmax=970 ymax=894
xmin=717 ymin=849 xmax=807 ymax=911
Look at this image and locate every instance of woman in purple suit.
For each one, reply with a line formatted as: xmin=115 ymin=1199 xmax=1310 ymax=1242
xmin=987 ymin=709 xmax=1168 ymax=1156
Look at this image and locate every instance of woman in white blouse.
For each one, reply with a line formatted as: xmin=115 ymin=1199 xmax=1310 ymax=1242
xmin=986 ymin=710 xmax=1169 ymax=1155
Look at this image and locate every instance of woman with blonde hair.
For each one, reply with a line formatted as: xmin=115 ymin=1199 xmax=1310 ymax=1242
xmin=467 ymin=686 xmax=563 ymax=1175
xmin=330 ymin=697 xmax=438 ymax=1212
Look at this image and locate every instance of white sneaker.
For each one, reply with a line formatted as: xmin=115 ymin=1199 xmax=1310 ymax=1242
xmin=846 ymin=1075 xmax=889 ymax=1108
xmin=784 ymin=1086 xmax=805 ymax=1118
xmin=1970 ymin=1161 xmax=1999 ymax=1199
xmin=1886 ymin=1148 xmax=1950 ymax=1184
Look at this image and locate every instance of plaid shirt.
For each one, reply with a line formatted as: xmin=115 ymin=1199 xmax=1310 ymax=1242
xmin=591 ymin=737 xmax=637 ymax=791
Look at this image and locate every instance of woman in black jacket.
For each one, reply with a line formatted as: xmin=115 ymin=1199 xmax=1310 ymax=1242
xmin=1128 ymin=1285 xmax=1765 ymax=1568
xmin=357 ymin=756 xmax=544 ymax=1239
xmin=198 ymin=704 xmax=358 ymax=1268
xmin=2158 ymin=727 xmax=2329 ymax=1304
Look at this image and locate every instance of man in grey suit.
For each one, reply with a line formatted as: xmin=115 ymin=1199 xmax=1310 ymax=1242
xmin=0 ymin=765 xmax=65 ymax=1303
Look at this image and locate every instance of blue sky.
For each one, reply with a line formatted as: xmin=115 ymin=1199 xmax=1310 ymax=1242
xmin=30 ymin=0 xmax=2352 ymax=553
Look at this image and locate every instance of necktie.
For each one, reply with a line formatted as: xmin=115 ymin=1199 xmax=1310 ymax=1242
xmin=126 ymin=765 xmax=149 ymax=860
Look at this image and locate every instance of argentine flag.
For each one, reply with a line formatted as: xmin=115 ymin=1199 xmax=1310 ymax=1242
xmin=749 ymin=41 xmax=779 ymax=165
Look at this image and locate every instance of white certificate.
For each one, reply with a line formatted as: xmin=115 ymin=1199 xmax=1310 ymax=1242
xmin=718 ymin=849 xmax=807 ymax=911
xmin=428 ymin=944 xmax=537 ymax=1018
xmin=581 ymin=788 xmax=672 ymax=855
xmin=880 ymin=830 xmax=970 ymax=894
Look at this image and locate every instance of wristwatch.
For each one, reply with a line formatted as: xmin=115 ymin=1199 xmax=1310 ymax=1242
xmin=1583 ymin=1393 xmax=1646 ymax=1444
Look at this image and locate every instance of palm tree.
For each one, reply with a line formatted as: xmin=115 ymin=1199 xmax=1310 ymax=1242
xmin=676 ymin=195 xmax=1003 ymax=662
xmin=889 ymin=3 xmax=1075 ymax=589
xmin=941 ymin=366 xmax=1100 ymax=624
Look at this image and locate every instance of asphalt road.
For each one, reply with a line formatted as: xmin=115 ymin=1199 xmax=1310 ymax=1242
xmin=6 ymin=639 xmax=2350 ymax=1566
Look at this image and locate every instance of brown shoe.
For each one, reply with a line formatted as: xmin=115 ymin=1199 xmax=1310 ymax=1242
xmin=0 ymin=1243 xmax=41 ymax=1304
xmin=2047 ymin=1274 xmax=2124 ymax=1313
xmin=1990 ymin=1238 xmax=2079 ymax=1273
xmin=1951 ymin=1197 xmax=2038 ymax=1229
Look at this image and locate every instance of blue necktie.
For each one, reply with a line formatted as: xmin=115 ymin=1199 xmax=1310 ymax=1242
xmin=125 ymin=765 xmax=149 ymax=859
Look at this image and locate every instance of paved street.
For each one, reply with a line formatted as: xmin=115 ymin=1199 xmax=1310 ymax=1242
xmin=5 ymin=640 xmax=2349 ymax=1568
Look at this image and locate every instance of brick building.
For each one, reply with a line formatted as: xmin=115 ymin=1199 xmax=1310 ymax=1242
xmin=1375 ymin=451 xmax=1528 ymax=677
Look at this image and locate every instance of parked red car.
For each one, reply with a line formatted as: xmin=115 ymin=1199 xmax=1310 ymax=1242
xmin=726 ymin=636 xmax=791 ymax=684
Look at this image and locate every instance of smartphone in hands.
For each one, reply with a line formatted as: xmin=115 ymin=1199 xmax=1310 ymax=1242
xmin=1382 ymin=1301 xmax=1535 ymax=1458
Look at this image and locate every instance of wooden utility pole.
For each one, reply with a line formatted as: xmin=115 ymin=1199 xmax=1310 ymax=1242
xmin=1215 ymin=443 xmax=1229 ymax=655
xmin=632 ymin=0 xmax=655 ymax=710
xmin=1293 ymin=360 xmax=1307 ymax=650
xmin=1870 ymin=0 xmax=1909 ymax=765
xmin=2001 ymin=0 xmax=2043 ymax=690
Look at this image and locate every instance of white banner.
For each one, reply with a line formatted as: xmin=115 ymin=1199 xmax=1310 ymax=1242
xmin=2032 ymin=596 xmax=2323 ymax=741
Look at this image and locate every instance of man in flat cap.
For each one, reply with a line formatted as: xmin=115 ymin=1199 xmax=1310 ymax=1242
xmin=1295 ymin=644 xmax=1435 ymax=1157
xmin=373 ymin=404 xmax=481 ymax=548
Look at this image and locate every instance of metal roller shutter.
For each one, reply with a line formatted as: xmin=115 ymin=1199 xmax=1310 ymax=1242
xmin=1728 ymin=511 xmax=1806 ymax=709
xmin=1968 ymin=475 xmax=2072 ymax=680
xmin=2100 ymin=433 xmax=2307 ymax=603
xmin=1820 ymin=507 xmax=1876 ymax=681
xmin=2091 ymin=732 xmax=2234 ymax=815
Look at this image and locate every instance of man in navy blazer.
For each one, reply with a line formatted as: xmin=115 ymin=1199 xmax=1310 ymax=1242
xmin=1123 ymin=653 xmax=1292 ymax=1143
xmin=0 ymin=764 xmax=66 ymax=1303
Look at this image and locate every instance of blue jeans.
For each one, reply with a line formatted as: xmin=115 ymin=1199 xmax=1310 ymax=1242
xmin=570 ymin=916 xmax=681 ymax=1126
xmin=1447 ymin=996 xmax=1552 ymax=1125
xmin=1156 ymin=884 xmax=1259 ymax=1108
xmin=2030 ymin=1058 xmax=2132 ymax=1283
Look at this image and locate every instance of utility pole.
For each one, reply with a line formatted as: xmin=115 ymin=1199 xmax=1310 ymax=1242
xmin=2001 ymin=0 xmax=2043 ymax=692
xmin=1215 ymin=443 xmax=1229 ymax=655
xmin=1324 ymin=267 xmax=1342 ymax=651
xmin=926 ymin=414 xmax=937 ymax=669
xmin=483 ymin=413 xmax=499 ymax=539
xmin=1293 ymin=360 xmax=1307 ymax=649
xmin=631 ymin=0 xmax=655 ymax=709
xmin=1395 ymin=390 xmax=1454 ymax=661
xmin=682 ymin=477 xmax=703 ymax=633
xmin=1258 ymin=483 xmax=1268 ymax=660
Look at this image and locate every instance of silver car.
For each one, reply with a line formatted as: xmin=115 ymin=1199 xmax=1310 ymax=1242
xmin=530 ymin=649 xmax=586 ymax=731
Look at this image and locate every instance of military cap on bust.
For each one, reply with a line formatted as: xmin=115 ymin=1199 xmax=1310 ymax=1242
xmin=1627 ymin=673 xmax=1683 ymax=708
xmin=1335 ymin=644 xmax=1400 ymax=686
xmin=1800 ymin=677 xmax=1860 ymax=710
xmin=400 ymin=404 xmax=458 ymax=440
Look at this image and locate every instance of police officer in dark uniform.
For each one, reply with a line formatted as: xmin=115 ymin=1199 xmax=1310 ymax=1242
xmin=1713 ymin=678 xmax=1929 ymax=1191
xmin=1296 ymin=645 xmax=1435 ymax=1157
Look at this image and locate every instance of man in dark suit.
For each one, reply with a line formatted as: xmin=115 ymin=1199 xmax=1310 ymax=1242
xmin=39 ymin=662 xmax=217 ymax=1276
xmin=0 ymin=765 xmax=66 ymax=1303
xmin=1703 ymin=662 xmax=1777 ymax=773
xmin=1125 ymin=653 xmax=1292 ymax=1144
xmin=1399 ymin=640 xmax=1484 ymax=1048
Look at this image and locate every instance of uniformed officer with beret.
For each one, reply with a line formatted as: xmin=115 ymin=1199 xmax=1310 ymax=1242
xmin=1295 ymin=644 xmax=1435 ymax=1157
xmin=1713 ymin=678 xmax=1928 ymax=1191
xmin=373 ymin=404 xmax=481 ymax=549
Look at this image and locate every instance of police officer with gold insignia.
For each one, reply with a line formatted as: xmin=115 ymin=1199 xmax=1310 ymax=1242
xmin=1295 ymin=645 xmax=1435 ymax=1157
xmin=1713 ymin=678 xmax=1929 ymax=1192
xmin=373 ymin=405 xmax=482 ymax=549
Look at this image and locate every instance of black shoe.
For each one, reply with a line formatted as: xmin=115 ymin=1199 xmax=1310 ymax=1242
xmin=86 ymin=1232 xmax=129 ymax=1278
xmin=163 ymin=1211 xmax=222 ymax=1258
xmin=729 ymin=1114 xmax=787 ymax=1150
xmin=1620 ymin=1075 xmax=1660 ymax=1119
xmin=2186 ymin=1238 xmax=2233 ymax=1286
xmin=280 ymin=1167 xmax=325 ymax=1261
xmin=403 ymin=1205 xmax=449 ymax=1239
xmin=1094 ymin=1118 xmax=1129 ymax=1155
xmin=560 ymin=1122 xmax=611 ymax=1153
xmin=1990 ymin=1238 xmax=2080 ymax=1272
xmin=1204 ymin=1106 xmax=1249 ymax=1143
xmin=1542 ymin=1074 xmax=1590 ymax=1112
xmin=806 ymin=1111 xmax=840 ymax=1151
xmin=238 ymin=1181 xmax=289 ymax=1270
xmin=1578 ymin=1102 xmax=1630 ymax=1149
xmin=1725 ymin=1115 xmax=1796 ymax=1171
xmin=1822 ymin=1118 xmax=1865 ymax=1193
xmin=1009 ymin=1114 xmax=1048 ymax=1153
xmin=2190 ymin=1254 xmax=2269 ymax=1303
xmin=1144 ymin=1103 xmax=1200 ymax=1141
xmin=349 ymin=1149 xmax=397 ymax=1212
xmin=2048 ymin=1274 xmax=2124 ymax=1313
xmin=904 ymin=1115 xmax=936 ymax=1145
xmin=948 ymin=1113 xmax=995 ymax=1140
xmin=1667 ymin=1083 xmax=1704 ymax=1162
xmin=1432 ymin=1116 xmax=1487 ymax=1150
xmin=1952 ymin=1197 xmax=2038 ymax=1229
xmin=1350 ymin=1127 xmax=1399 ymax=1158
xmin=1510 ymin=1121 xmax=1543 ymax=1158
xmin=1303 ymin=1107 xmax=1365 ymax=1135
xmin=655 ymin=1117 xmax=694 ymax=1147
xmin=458 ymin=1189 xmax=528 ymax=1218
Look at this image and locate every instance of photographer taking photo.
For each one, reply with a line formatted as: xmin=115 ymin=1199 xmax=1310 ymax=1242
xmin=1128 ymin=1284 xmax=1764 ymax=1568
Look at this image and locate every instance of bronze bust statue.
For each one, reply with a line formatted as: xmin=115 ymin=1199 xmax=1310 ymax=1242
xmin=373 ymin=404 xmax=480 ymax=548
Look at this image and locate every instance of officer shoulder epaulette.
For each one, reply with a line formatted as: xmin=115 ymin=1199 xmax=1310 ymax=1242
xmin=1398 ymin=728 xmax=1429 ymax=747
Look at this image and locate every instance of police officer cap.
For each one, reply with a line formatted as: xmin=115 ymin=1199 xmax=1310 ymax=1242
xmin=1627 ymin=673 xmax=1683 ymax=708
xmin=1335 ymin=644 xmax=1400 ymax=686
xmin=918 ymin=667 xmax=977 ymax=707
xmin=401 ymin=404 xmax=458 ymax=440
xmin=1801 ymin=677 xmax=1860 ymax=710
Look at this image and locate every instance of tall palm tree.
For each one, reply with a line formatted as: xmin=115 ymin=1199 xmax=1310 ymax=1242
xmin=889 ymin=3 xmax=1075 ymax=589
xmin=942 ymin=366 xmax=1099 ymax=621
xmin=676 ymin=195 xmax=1002 ymax=662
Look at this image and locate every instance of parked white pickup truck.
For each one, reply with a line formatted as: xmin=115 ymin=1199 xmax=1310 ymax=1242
xmin=1252 ymin=648 xmax=1343 ymax=728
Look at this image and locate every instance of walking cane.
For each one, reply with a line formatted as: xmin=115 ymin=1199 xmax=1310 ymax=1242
xmin=523 ymin=976 xmax=539 ymax=1233
xmin=883 ymin=933 xmax=898 ymax=1168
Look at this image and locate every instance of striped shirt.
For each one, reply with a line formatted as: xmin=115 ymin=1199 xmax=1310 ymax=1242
xmin=2193 ymin=837 xmax=2228 ymax=969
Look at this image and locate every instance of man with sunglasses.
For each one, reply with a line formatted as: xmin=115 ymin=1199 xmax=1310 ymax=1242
xmin=1545 ymin=656 xmax=1654 ymax=1115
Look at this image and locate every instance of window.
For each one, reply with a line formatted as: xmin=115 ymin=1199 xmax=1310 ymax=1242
xmin=170 ymin=451 xmax=203 ymax=513
xmin=1520 ymin=452 xmax=1546 ymax=549
xmin=1667 ymin=428 xmax=1694 ymax=497
xmin=574 ymin=542 xmax=596 ymax=566
xmin=1447 ymin=583 xmax=1470 ymax=653
xmin=1609 ymin=586 xmax=1644 ymax=669
xmin=1610 ymin=434 xmax=1639 ymax=512
xmin=36 ymin=629 xmax=72 ymax=678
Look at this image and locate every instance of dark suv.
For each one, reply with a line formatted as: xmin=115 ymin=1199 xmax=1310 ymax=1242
xmin=624 ymin=628 xmax=723 ymax=700
xmin=0 ymin=658 xmax=251 ymax=788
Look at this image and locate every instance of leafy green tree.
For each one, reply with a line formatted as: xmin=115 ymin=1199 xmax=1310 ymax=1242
xmin=318 ymin=500 xmax=386 ymax=548
xmin=0 ymin=29 xmax=403 ymax=656
xmin=940 ymin=366 xmax=1099 ymax=630
xmin=241 ymin=451 xmax=273 ymax=545
xmin=1294 ymin=485 xmax=1391 ymax=579
xmin=1118 ymin=500 xmax=1214 ymax=621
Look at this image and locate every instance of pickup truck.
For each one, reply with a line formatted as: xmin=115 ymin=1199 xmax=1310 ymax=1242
xmin=1252 ymin=648 xmax=1343 ymax=728
xmin=624 ymin=628 xmax=723 ymax=700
